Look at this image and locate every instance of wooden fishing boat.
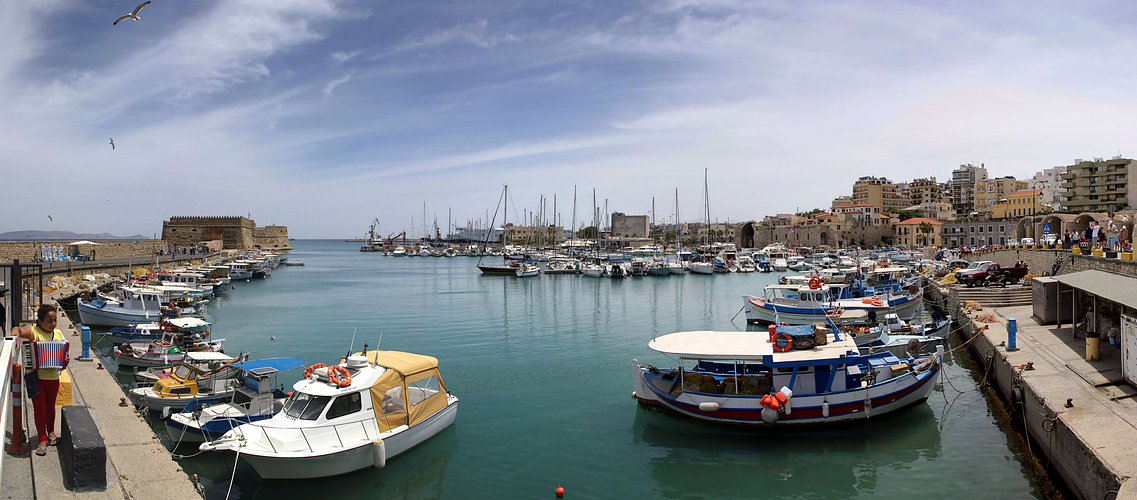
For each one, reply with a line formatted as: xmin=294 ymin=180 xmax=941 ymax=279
xmin=632 ymin=325 xmax=941 ymax=426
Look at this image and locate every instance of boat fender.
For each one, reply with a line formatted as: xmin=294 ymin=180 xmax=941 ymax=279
xmin=761 ymin=407 xmax=779 ymax=425
xmin=698 ymin=402 xmax=720 ymax=412
xmin=864 ymin=396 xmax=872 ymax=417
xmin=779 ymin=387 xmax=793 ymax=415
xmin=161 ymin=407 xmax=172 ymax=420
xmin=822 ymin=400 xmax=829 ymax=418
xmin=372 ymin=439 xmax=386 ymax=469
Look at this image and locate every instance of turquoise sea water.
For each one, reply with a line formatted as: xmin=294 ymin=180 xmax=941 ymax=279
xmin=91 ymin=240 xmax=1044 ymax=499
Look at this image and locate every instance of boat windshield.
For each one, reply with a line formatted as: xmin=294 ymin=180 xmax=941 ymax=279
xmin=282 ymin=392 xmax=333 ymax=421
xmin=172 ymin=365 xmax=195 ymax=380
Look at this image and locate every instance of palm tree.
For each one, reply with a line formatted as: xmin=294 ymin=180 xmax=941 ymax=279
xmin=917 ymin=221 xmax=934 ymax=247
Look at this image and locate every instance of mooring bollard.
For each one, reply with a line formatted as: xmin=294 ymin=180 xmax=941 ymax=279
xmin=6 ymin=363 xmax=28 ymax=455
xmin=1007 ymin=317 xmax=1018 ymax=351
xmin=79 ymin=326 xmax=92 ymax=361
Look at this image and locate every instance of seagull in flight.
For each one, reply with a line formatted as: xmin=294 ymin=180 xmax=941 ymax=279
xmin=48 ymin=215 xmax=53 ymax=222
xmin=113 ymin=2 xmax=151 ymax=25
xmin=109 ymin=138 xmax=115 ymax=150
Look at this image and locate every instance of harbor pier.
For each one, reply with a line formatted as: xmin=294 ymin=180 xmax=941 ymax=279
xmin=931 ymin=278 xmax=1137 ymax=499
xmin=4 ymin=283 xmax=204 ymax=499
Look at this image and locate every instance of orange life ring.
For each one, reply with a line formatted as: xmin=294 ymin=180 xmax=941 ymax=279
xmin=862 ymin=298 xmax=873 ymax=304
xmin=808 ymin=277 xmax=822 ymax=289
xmin=326 ymin=365 xmax=351 ymax=388
xmin=871 ymin=298 xmax=884 ymax=306
xmin=773 ymin=333 xmax=793 ymax=352
xmin=302 ymin=362 xmax=326 ymax=378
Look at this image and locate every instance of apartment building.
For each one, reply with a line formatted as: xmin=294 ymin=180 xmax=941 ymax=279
xmin=908 ymin=177 xmax=943 ymax=205
xmin=1059 ymin=157 xmax=1135 ymax=212
xmin=1031 ymin=166 xmax=1067 ymax=210
xmin=851 ymin=176 xmax=909 ymax=211
xmin=974 ymin=176 xmax=1028 ymax=215
xmin=990 ymin=190 xmax=1043 ymax=219
xmin=950 ymin=163 xmax=988 ymax=215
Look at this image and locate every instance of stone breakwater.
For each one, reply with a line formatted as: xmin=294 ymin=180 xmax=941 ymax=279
xmin=0 ymin=240 xmax=167 ymax=263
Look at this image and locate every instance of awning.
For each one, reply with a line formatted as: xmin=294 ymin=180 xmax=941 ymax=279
xmin=234 ymin=357 xmax=305 ymax=373
xmin=70 ymin=240 xmax=101 ymax=245
xmin=1055 ymin=270 xmax=1137 ymax=311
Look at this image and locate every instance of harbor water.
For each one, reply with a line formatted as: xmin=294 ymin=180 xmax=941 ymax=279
xmin=89 ymin=240 xmax=1048 ymax=498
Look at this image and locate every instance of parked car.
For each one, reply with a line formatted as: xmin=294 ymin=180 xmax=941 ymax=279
xmin=1020 ymin=237 xmax=1035 ymax=246
xmin=1041 ymin=234 xmax=1059 ymax=246
xmin=955 ymin=262 xmax=1030 ymax=287
xmin=947 ymin=260 xmax=971 ymax=269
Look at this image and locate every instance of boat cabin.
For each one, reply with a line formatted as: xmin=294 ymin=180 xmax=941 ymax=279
xmin=150 ymin=352 xmax=239 ymax=397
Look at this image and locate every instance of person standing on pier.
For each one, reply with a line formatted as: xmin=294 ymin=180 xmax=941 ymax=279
xmin=11 ymin=304 xmax=65 ymax=456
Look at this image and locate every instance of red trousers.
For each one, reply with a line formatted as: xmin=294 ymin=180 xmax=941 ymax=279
xmin=31 ymin=378 xmax=60 ymax=442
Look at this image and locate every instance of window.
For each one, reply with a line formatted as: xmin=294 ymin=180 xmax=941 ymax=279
xmin=325 ymin=392 xmax=363 ymax=419
xmin=381 ymin=385 xmax=404 ymax=415
xmin=408 ymin=375 xmax=441 ymax=410
xmin=282 ymin=392 xmax=333 ymax=420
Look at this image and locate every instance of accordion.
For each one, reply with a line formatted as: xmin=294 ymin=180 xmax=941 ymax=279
xmin=23 ymin=340 xmax=70 ymax=371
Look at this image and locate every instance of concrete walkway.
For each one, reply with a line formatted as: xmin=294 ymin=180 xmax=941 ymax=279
xmin=5 ymin=284 xmax=202 ymax=499
xmin=959 ymin=303 xmax=1137 ymax=499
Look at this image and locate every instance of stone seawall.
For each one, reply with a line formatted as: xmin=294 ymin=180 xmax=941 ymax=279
xmin=965 ymin=249 xmax=1137 ymax=278
xmin=252 ymin=224 xmax=291 ymax=250
xmin=0 ymin=240 xmax=166 ymax=263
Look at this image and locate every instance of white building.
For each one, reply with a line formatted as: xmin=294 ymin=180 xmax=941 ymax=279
xmin=1032 ymin=166 xmax=1068 ymax=210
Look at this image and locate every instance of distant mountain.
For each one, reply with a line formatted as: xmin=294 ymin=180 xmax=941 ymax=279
xmin=0 ymin=230 xmax=149 ymax=241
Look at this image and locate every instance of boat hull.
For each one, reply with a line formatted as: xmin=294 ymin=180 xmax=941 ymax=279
xmin=236 ymin=401 xmax=459 ymax=479
xmin=632 ymin=360 xmax=939 ymax=426
xmin=78 ymin=300 xmax=161 ymax=327
xmin=742 ymin=290 xmax=923 ymax=325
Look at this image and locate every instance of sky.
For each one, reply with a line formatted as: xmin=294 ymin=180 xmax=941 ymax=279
xmin=3 ymin=0 xmax=1137 ymax=239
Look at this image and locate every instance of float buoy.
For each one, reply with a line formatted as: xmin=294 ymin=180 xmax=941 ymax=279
xmin=761 ymin=407 xmax=779 ymax=424
xmin=774 ymin=333 xmax=793 ymax=352
xmin=556 ymin=485 xmax=565 ymax=498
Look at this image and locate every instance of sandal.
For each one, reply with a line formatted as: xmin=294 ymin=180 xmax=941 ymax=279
xmin=35 ymin=445 xmax=47 ymax=456
xmin=48 ymin=437 xmax=59 ymax=446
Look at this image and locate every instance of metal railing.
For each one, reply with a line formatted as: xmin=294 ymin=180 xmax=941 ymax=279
xmin=0 ymin=336 xmax=18 ymax=487
xmin=238 ymin=418 xmax=382 ymax=454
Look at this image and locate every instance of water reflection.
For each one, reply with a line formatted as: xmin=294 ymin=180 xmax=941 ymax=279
xmin=633 ymin=404 xmax=941 ymax=498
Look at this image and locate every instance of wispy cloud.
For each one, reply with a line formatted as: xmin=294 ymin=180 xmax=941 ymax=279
xmin=322 ymin=71 xmax=353 ymax=96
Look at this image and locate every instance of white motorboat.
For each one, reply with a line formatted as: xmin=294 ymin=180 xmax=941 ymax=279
xmin=200 ymin=350 xmax=458 ymax=479
xmin=78 ymin=288 xmax=166 ymax=327
xmin=515 ymin=264 xmax=540 ymax=277
xmin=114 ymin=331 xmax=225 ymax=369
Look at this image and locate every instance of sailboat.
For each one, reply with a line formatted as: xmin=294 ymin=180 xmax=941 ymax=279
xmin=668 ymin=188 xmax=686 ymax=274
xmin=689 ymin=169 xmax=715 ymax=275
xmin=477 ymin=185 xmax=524 ymax=275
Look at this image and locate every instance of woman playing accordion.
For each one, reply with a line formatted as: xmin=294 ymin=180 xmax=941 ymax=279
xmin=12 ymin=304 xmax=67 ymax=456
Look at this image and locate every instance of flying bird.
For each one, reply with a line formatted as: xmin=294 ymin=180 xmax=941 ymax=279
xmin=113 ymin=2 xmax=151 ymax=25
xmin=109 ymin=138 xmax=115 ymax=150
xmin=48 ymin=215 xmax=53 ymax=221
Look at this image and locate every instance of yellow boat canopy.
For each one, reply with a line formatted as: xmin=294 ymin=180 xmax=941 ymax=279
xmin=360 ymin=350 xmax=439 ymax=376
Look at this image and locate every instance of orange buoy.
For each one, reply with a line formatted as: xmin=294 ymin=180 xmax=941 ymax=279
xmin=774 ymin=392 xmax=788 ymax=404
xmin=556 ymin=485 xmax=565 ymax=498
xmin=286 ymin=392 xmax=293 ymax=397
xmin=773 ymin=333 xmax=793 ymax=352
xmin=768 ymin=324 xmax=778 ymax=343
xmin=769 ymin=398 xmax=780 ymax=410
xmin=761 ymin=395 xmax=772 ymax=407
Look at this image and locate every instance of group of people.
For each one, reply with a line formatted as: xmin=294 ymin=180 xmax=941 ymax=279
xmin=155 ymin=245 xmax=209 ymax=257
xmin=1062 ymin=220 xmax=1131 ymax=252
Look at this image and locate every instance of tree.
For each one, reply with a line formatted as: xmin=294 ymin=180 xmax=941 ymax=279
xmin=917 ymin=221 xmax=934 ymax=247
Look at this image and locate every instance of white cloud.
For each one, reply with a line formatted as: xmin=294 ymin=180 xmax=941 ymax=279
xmin=322 ymin=71 xmax=353 ymax=96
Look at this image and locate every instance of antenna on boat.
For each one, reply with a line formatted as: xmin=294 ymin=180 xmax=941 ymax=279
xmin=372 ymin=330 xmax=384 ymax=367
xmin=348 ymin=327 xmax=357 ymax=360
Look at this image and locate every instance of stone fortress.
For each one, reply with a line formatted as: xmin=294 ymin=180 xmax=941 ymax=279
xmin=161 ymin=216 xmax=291 ymax=250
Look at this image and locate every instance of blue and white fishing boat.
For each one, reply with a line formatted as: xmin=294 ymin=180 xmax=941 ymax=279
xmin=164 ymin=357 xmax=305 ymax=444
xmin=632 ymin=324 xmax=941 ymax=426
xmin=742 ymin=280 xmax=922 ymax=326
xmin=78 ymin=288 xmax=168 ymax=327
xmin=103 ymin=317 xmax=211 ymax=345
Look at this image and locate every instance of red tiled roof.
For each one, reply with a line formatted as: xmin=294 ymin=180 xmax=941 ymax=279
xmin=895 ymin=217 xmax=943 ymax=225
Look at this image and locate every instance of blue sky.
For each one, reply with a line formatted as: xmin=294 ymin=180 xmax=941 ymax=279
xmin=3 ymin=0 xmax=1137 ymax=238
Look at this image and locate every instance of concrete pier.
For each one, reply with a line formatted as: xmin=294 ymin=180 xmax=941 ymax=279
xmin=947 ymin=296 xmax=1137 ymax=499
xmin=6 ymin=283 xmax=203 ymax=499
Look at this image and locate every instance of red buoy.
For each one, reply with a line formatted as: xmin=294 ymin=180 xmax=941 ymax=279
xmin=555 ymin=485 xmax=564 ymax=498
